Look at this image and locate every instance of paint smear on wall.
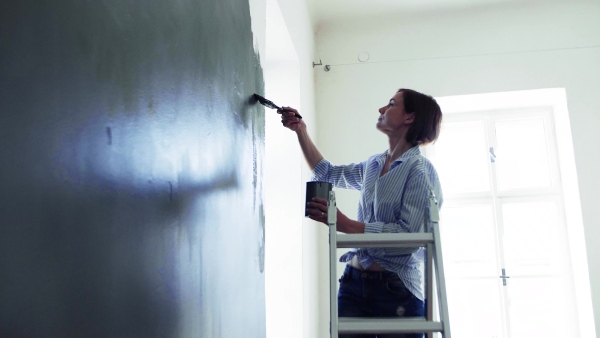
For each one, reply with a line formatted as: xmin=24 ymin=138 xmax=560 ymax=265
xmin=0 ymin=0 xmax=266 ymax=337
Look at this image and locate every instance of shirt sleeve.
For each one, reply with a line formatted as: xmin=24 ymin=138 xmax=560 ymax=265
xmin=312 ymin=158 xmax=366 ymax=191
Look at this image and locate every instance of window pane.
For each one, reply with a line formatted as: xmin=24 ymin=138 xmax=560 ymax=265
xmin=502 ymin=201 xmax=577 ymax=336
xmin=494 ymin=118 xmax=552 ymax=191
xmin=446 ymin=278 xmax=504 ymax=338
xmin=508 ymin=277 xmax=575 ymax=338
xmin=441 ymin=205 xmax=498 ymax=277
xmin=501 ymin=200 xmax=562 ymax=276
xmin=435 ymin=121 xmax=490 ymax=194
xmin=442 ymin=205 xmax=504 ymax=337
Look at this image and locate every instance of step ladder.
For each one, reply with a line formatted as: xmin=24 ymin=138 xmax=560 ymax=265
xmin=327 ymin=190 xmax=451 ymax=337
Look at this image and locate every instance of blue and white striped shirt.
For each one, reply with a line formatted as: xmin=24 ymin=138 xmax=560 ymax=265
xmin=312 ymin=146 xmax=443 ymax=300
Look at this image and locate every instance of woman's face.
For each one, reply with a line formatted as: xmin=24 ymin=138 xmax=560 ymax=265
xmin=376 ymin=91 xmax=414 ymax=134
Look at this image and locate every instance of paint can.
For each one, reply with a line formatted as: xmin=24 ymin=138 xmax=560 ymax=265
xmin=305 ymin=181 xmax=332 ymax=217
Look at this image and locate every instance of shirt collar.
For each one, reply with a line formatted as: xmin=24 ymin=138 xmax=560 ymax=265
xmin=380 ymin=145 xmax=421 ymax=164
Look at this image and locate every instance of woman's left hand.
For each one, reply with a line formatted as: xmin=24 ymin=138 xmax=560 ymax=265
xmin=306 ymin=197 xmax=364 ymax=234
xmin=306 ymin=197 xmax=330 ymax=224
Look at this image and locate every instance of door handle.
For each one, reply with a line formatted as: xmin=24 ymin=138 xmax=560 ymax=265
xmin=499 ymin=268 xmax=510 ymax=286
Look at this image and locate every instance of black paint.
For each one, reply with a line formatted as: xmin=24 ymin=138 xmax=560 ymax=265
xmin=0 ymin=1 xmax=266 ymax=337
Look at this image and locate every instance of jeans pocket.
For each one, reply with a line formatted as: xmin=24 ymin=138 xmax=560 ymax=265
xmin=386 ymin=278 xmax=411 ymax=299
xmin=385 ymin=279 xmax=425 ymax=317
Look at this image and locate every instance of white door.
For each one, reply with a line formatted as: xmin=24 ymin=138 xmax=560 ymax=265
xmin=428 ymin=108 xmax=580 ymax=338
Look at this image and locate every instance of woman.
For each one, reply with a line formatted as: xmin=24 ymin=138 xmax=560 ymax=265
xmin=280 ymin=88 xmax=443 ymax=338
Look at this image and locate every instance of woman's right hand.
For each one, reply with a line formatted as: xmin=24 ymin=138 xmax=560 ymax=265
xmin=279 ymin=106 xmax=304 ymax=132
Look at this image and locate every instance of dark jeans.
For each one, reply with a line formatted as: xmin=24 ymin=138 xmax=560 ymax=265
xmin=338 ymin=265 xmax=424 ymax=338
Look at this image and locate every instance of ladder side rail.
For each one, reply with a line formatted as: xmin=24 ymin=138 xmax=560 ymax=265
xmin=432 ymin=221 xmax=451 ymax=338
xmin=328 ymin=191 xmax=339 ymax=338
xmin=426 ymin=242 xmax=434 ymax=338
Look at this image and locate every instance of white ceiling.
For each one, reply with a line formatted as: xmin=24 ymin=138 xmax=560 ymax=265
xmin=306 ymin=0 xmax=539 ymax=28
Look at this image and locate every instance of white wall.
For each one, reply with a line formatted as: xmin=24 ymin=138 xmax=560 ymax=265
xmin=314 ymin=1 xmax=600 ymax=336
xmin=262 ymin=1 xmax=323 ymax=338
xmin=273 ymin=2 xmax=326 ymax=338
xmin=264 ymin=1 xmax=303 ymax=337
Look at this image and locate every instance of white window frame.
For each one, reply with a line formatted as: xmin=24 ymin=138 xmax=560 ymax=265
xmin=422 ymin=88 xmax=595 ymax=338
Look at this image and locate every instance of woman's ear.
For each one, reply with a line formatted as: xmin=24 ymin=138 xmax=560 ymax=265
xmin=405 ymin=112 xmax=416 ymax=124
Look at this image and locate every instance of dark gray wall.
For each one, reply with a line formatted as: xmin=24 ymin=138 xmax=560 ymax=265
xmin=0 ymin=1 xmax=266 ymax=337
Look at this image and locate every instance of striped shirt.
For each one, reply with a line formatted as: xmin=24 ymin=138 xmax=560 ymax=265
xmin=312 ymin=145 xmax=443 ymax=301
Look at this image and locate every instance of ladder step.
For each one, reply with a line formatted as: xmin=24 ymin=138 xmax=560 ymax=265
xmin=338 ymin=317 xmax=444 ymax=334
xmin=336 ymin=233 xmax=434 ymax=248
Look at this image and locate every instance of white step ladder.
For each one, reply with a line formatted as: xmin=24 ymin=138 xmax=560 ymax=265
xmin=327 ymin=191 xmax=451 ymax=337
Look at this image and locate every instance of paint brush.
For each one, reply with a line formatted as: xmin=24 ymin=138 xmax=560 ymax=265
xmin=253 ymin=94 xmax=302 ymax=119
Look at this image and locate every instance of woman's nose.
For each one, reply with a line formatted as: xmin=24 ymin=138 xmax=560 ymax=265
xmin=378 ymin=106 xmax=385 ymax=114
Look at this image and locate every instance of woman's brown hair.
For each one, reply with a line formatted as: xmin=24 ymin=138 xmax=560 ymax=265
xmin=399 ymin=88 xmax=443 ymax=146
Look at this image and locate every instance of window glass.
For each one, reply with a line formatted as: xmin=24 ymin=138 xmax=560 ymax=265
xmin=495 ymin=118 xmax=552 ymax=191
xmin=435 ymin=121 xmax=490 ymax=194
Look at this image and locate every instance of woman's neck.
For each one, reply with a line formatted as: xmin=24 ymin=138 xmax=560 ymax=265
xmin=387 ymin=137 xmax=413 ymax=163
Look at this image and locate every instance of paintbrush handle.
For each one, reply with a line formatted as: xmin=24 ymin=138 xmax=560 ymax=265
xmin=279 ymin=109 xmax=302 ymax=119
